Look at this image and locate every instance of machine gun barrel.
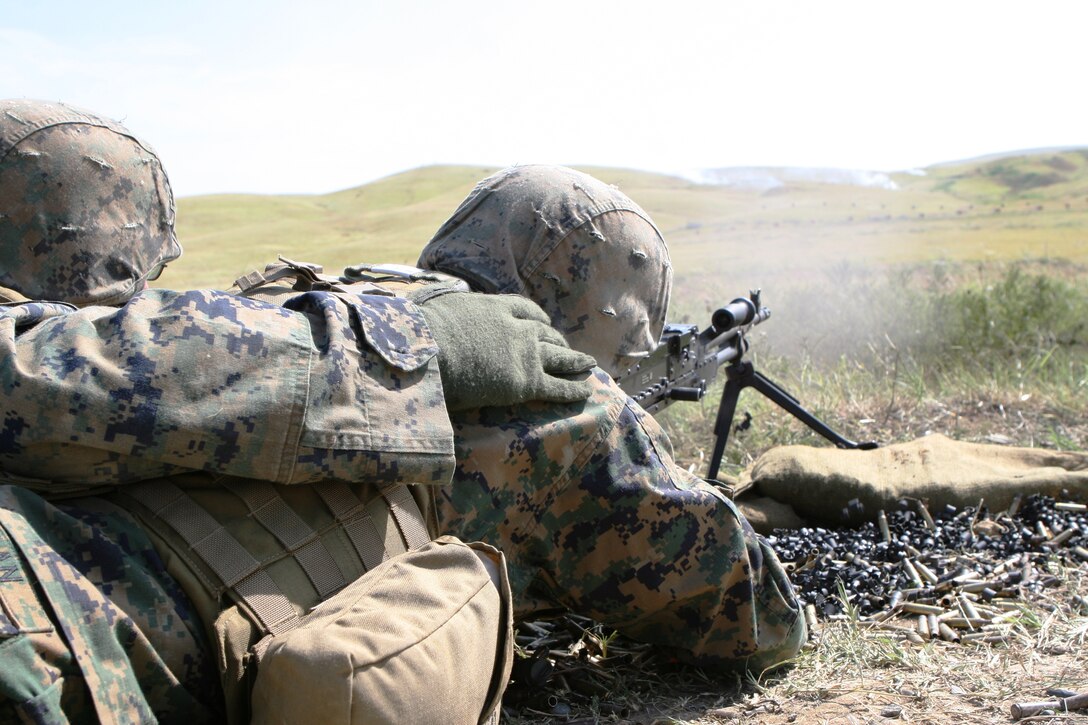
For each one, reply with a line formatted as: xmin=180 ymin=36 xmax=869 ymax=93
xmin=712 ymin=295 xmax=762 ymax=331
xmin=614 ymin=289 xmax=876 ymax=482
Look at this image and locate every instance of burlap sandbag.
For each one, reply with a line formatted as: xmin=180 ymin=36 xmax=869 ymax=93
xmin=740 ymin=434 xmax=1088 ymax=525
xmin=250 ymin=536 xmax=512 ymax=725
xmin=734 ymin=495 xmax=807 ymax=533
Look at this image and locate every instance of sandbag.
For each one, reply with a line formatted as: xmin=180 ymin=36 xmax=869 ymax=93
xmin=734 ymin=494 xmax=806 ymax=533
xmin=250 ymin=536 xmax=513 ymax=725
xmin=740 ymin=434 xmax=1088 ymax=525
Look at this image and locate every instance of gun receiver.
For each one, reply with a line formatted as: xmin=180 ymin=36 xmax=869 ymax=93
xmin=614 ymin=290 xmax=877 ymax=481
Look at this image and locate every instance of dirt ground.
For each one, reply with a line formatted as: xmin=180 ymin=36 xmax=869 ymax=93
xmin=504 ymin=571 xmax=1088 ymax=725
xmin=504 ymin=602 xmax=1088 ymax=724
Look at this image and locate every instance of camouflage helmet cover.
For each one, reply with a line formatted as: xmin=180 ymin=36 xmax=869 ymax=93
xmin=0 ymin=99 xmax=181 ymax=306
xmin=418 ymin=165 xmax=672 ymax=377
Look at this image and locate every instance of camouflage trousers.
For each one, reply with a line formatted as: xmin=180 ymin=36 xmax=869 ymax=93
xmin=0 ymin=486 xmax=221 ymax=724
xmin=439 ymin=371 xmax=806 ymax=672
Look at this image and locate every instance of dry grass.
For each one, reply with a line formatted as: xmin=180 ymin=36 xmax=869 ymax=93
xmin=503 ymin=569 xmax=1088 ymax=725
xmin=746 ymin=568 xmax=1088 ymax=725
xmin=659 ymin=259 xmax=1088 ymax=478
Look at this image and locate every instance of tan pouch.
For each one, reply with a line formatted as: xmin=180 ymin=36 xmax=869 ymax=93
xmin=250 ymin=535 xmax=513 ymax=725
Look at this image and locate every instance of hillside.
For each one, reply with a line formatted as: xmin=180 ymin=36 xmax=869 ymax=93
xmin=166 ymin=151 xmax=1088 ymax=291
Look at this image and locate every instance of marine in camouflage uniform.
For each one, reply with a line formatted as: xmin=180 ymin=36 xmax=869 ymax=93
xmin=0 ymin=102 xmax=592 ymax=723
xmin=419 ymin=165 xmax=806 ymax=670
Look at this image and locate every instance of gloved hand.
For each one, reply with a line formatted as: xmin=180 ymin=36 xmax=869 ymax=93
xmin=419 ymin=292 xmax=596 ymax=411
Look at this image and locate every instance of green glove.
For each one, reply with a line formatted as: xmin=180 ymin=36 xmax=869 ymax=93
xmin=419 ymin=292 xmax=596 ymax=411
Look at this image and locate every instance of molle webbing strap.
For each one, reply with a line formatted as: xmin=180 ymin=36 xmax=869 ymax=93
xmin=313 ymin=483 xmax=390 ymax=571
xmin=234 ymin=257 xmax=368 ymax=296
xmin=233 ymin=263 xmax=319 ymax=295
xmin=382 ymin=484 xmax=431 ymax=550
xmin=122 ymin=478 xmax=430 ymax=650
xmin=222 ymin=479 xmax=346 ymax=599
xmin=125 ymin=481 xmax=301 ymax=637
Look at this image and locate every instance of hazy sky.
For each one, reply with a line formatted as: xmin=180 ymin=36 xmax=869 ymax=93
xmin=3 ymin=0 xmax=1085 ymax=197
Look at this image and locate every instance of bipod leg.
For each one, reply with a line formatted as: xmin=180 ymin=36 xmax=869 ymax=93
xmin=705 ymin=362 xmax=877 ymax=481
xmin=744 ymin=369 xmax=878 ymax=450
xmin=706 ymin=364 xmax=748 ymax=481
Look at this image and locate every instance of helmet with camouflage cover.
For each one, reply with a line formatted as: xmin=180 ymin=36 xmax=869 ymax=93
xmin=417 ymin=165 xmax=672 ymax=378
xmin=0 ymin=99 xmax=181 ymax=306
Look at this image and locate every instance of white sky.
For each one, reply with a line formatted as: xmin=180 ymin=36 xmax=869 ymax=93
xmin=3 ymin=0 xmax=1085 ymax=197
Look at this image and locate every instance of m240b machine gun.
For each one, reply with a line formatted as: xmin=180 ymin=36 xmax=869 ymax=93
xmin=614 ymin=290 xmax=877 ymax=482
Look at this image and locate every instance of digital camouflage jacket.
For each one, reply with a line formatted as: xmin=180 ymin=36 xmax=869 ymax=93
xmin=0 ymin=286 xmax=455 ymax=724
xmin=440 ymin=369 xmax=806 ymax=672
xmin=0 ymin=288 xmax=455 ymax=490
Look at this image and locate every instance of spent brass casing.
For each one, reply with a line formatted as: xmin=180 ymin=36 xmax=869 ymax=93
xmin=942 ymin=617 xmax=990 ymax=629
xmin=916 ymin=501 xmax=936 ymax=532
xmin=901 ymin=559 xmax=925 ymax=589
xmin=803 ymin=603 xmax=818 ymax=632
xmin=901 ymin=602 xmax=944 ymax=616
xmin=937 ymin=622 xmax=960 ymax=642
xmin=877 ymin=510 xmax=891 ymax=543
xmin=1010 ymin=700 xmax=1060 ymax=719
xmin=913 ymin=559 xmax=939 ymax=585
xmin=916 ymin=614 xmax=930 ymax=640
xmin=960 ymin=580 xmax=1000 ymax=593
xmin=958 ymin=596 xmax=981 ymax=621
xmin=1047 ymin=528 xmax=1076 ymax=547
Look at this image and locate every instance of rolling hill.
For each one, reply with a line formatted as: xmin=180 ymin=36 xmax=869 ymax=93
xmin=166 ymin=151 xmax=1088 ymax=292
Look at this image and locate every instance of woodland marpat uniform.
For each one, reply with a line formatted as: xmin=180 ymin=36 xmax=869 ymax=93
xmin=0 ymin=279 xmax=563 ymax=723
xmin=423 ymin=165 xmax=806 ymax=669
xmin=444 ymin=368 xmax=804 ymax=670
xmin=0 ymin=99 xmax=222 ymax=723
xmin=0 ymin=283 xmax=482 ymax=723
xmin=0 ymin=99 xmax=454 ymax=491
